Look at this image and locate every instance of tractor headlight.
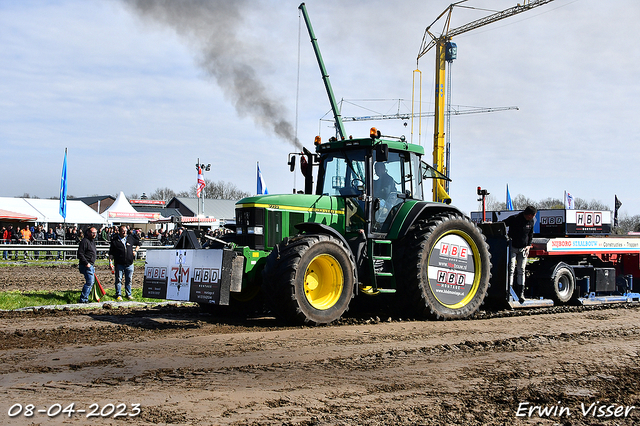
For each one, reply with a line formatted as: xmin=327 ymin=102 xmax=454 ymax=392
xmin=247 ymin=226 xmax=263 ymax=235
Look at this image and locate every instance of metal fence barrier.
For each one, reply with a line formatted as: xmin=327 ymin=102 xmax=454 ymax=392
xmin=0 ymin=241 xmax=163 ymax=261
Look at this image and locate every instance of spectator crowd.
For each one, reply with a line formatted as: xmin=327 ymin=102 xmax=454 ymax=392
xmin=1 ymin=224 xmax=233 ymax=260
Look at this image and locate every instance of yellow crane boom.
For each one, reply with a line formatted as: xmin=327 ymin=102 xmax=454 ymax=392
xmin=417 ymin=0 xmax=555 ymax=203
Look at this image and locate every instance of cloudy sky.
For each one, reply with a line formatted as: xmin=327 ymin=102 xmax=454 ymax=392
xmin=1 ymin=0 xmax=639 ymax=217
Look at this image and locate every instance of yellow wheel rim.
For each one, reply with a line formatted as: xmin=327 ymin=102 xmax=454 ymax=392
xmin=304 ymin=254 xmax=343 ymax=310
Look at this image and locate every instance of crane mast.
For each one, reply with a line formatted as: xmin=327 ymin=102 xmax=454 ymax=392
xmin=417 ymin=0 xmax=555 ymax=203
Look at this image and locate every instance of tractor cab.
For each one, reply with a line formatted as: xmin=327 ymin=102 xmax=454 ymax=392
xmin=308 ymin=128 xmax=448 ymax=236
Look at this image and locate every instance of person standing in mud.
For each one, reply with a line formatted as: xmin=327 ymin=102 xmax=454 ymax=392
xmin=502 ymin=206 xmax=537 ymax=303
xmin=109 ymin=225 xmax=139 ymax=301
xmin=77 ymin=227 xmax=98 ymax=304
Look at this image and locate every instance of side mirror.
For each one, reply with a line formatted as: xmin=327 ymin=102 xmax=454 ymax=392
xmin=288 ymin=155 xmax=296 ymax=172
xmin=375 ymin=144 xmax=389 ymax=162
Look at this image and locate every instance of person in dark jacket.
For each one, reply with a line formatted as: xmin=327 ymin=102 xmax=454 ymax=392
xmin=373 ymin=162 xmax=397 ymax=201
xmin=502 ymin=206 xmax=537 ymax=303
xmin=109 ymin=225 xmax=140 ymax=301
xmin=77 ymin=227 xmax=98 ymax=303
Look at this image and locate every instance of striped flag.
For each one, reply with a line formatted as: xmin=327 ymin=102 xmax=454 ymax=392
xmin=59 ymin=148 xmax=68 ymax=219
xmin=196 ymin=166 xmax=205 ymax=198
xmin=564 ymin=191 xmax=574 ymax=209
xmin=506 ymin=184 xmax=513 ymax=211
xmin=257 ymin=162 xmax=268 ymax=195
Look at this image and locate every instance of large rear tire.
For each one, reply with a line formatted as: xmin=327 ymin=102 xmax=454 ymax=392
xmin=396 ymin=213 xmax=491 ymax=319
xmin=262 ymin=234 xmax=356 ymax=325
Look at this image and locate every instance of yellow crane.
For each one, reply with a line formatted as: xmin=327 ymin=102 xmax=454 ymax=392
xmin=416 ymin=0 xmax=555 ymax=203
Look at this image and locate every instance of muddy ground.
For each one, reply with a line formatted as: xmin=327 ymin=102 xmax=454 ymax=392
xmin=1 ymin=264 xmax=640 ymax=425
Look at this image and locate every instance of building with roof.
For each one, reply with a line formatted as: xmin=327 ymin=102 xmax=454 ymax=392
xmin=166 ymin=198 xmax=237 ymax=228
xmin=73 ymin=195 xmax=115 ymax=214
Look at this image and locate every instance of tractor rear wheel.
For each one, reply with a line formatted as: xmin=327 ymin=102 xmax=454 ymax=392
xmin=262 ymin=234 xmax=355 ymax=325
xmin=396 ymin=213 xmax=491 ymax=319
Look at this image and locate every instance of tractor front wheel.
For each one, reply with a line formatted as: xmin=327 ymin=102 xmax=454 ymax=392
xmin=262 ymin=234 xmax=355 ymax=325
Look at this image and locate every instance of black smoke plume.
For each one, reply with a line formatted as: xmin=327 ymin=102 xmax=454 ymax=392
xmin=122 ymin=0 xmax=302 ymax=149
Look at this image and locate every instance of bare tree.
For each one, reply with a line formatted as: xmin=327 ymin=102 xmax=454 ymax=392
xmin=485 ymin=194 xmax=505 ymax=211
xmin=149 ymin=187 xmax=177 ymax=201
xmin=613 ymin=213 xmax=640 ymax=235
xmin=538 ymin=198 xmax=563 ymax=209
xmin=574 ymin=198 xmax=610 ymax=211
xmin=481 ymin=193 xmax=612 ymax=213
xmin=512 ymin=194 xmax=537 ymax=210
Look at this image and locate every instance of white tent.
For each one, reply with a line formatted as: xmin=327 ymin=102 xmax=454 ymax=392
xmin=102 ymin=191 xmax=160 ymax=224
xmin=0 ymin=197 xmax=42 ymax=220
xmin=0 ymin=197 xmax=107 ymax=225
xmin=26 ymin=199 xmax=107 ymax=225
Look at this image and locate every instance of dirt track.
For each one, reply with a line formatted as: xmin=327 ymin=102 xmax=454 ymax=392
xmin=1 ymin=265 xmax=640 ymax=425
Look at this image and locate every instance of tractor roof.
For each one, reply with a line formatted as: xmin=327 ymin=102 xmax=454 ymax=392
xmin=315 ymin=137 xmax=424 ymax=156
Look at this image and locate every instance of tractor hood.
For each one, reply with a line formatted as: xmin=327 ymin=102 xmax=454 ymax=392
xmin=234 ymin=194 xmax=347 ymax=250
xmin=236 ymin=194 xmax=345 ymax=216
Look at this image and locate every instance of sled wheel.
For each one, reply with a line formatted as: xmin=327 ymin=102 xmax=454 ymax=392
xmin=548 ymin=263 xmax=575 ymax=304
xmin=262 ymin=234 xmax=355 ymax=325
xmin=397 ymin=212 xmax=491 ymax=319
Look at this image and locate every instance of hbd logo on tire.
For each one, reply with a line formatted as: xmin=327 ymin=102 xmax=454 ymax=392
xmin=437 ymin=270 xmax=466 ymax=286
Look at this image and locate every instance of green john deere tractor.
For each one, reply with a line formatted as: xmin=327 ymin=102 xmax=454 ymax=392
xmin=142 ymin=3 xmax=491 ymax=325
xmin=143 ymin=129 xmax=491 ymax=325
xmin=255 ymin=130 xmax=491 ymax=324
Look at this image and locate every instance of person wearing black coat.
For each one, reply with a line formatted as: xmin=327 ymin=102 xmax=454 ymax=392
xmin=109 ymin=225 xmax=140 ymax=301
xmin=77 ymin=227 xmax=98 ymax=303
xmin=502 ymin=206 xmax=537 ymax=303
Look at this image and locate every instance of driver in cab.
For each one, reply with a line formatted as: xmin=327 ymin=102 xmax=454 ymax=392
xmin=373 ymin=162 xmax=396 ymax=200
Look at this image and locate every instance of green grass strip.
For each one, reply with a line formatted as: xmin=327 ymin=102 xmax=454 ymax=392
xmin=0 ymin=288 xmax=164 ymax=310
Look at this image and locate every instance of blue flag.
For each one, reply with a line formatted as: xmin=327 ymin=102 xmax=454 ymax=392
xmin=506 ymin=184 xmax=513 ymax=211
xmin=257 ymin=162 xmax=268 ymax=195
xmin=59 ymin=149 xmax=68 ymax=218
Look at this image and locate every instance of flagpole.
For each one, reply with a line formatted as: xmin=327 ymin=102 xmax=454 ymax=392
xmin=197 ymin=157 xmax=200 ymax=231
xmin=60 ymin=148 xmax=68 ymax=248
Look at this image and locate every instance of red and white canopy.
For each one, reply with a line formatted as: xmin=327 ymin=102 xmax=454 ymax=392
xmin=0 ymin=209 xmax=37 ymax=222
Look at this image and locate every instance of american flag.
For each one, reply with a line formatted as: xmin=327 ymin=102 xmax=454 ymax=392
xmin=196 ymin=167 xmax=205 ymax=198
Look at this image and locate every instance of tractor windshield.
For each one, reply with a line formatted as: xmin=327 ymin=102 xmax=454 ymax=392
xmin=320 ymin=149 xmax=366 ymax=197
